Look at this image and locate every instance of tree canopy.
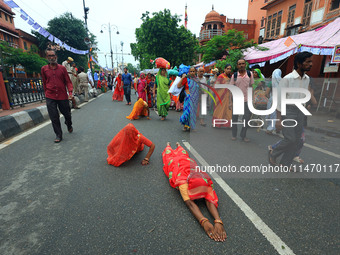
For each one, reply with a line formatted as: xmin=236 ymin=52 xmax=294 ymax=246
xmin=33 ymin=12 xmax=97 ymax=69
xmin=0 ymin=42 xmax=48 ymax=76
xmin=126 ymin=63 xmax=140 ymax=75
xmin=131 ymin=9 xmax=198 ymax=70
xmin=200 ymin=29 xmax=256 ymax=63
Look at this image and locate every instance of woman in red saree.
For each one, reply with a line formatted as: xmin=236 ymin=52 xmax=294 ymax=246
xmin=162 ymin=142 xmax=226 ymax=242
xmin=107 ymin=123 xmax=155 ymax=166
xmin=212 ymin=64 xmax=232 ymax=128
xmin=112 ymin=73 xmax=124 ymax=101
xmin=126 ymin=98 xmax=150 ymax=120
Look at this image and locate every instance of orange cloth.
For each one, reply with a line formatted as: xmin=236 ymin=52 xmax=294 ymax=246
xmin=126 ymin=98 xmax=149 ymax=120
xmin=179 ymin=184 xmax=190 ymax=201
xmin=107 ymin=123 xmax=152 ymax=167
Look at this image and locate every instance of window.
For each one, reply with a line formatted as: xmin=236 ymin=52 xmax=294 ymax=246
xmin=276 ymin=11 xmax=282 ymax=35
xmin=213 ymin=24 xmax=217 ymax=29
xmin=5 ymin=13 xmax=8 ymax=21
xmin=266 ymin=16 xmax=272 ymax=38
xmin=0 ymin=11 xmax=2 ymax=18
xmin=261 ymin=17 xmax=266 ymax=28
xmin=208 ymin=24 xmax=212 ymax=29
xmin=24 ymin=41 xmax=28 ymax=50
xmin=287 ymin=5 xmax=296 ymax=27
xmin=9 ymin=16 xmax=12 ymax=23
xmin=330 ymin=0 xmax=340 ymax=11
xmin=266 ymin=11 xmax=282 ymax=38
xmin=271 ymin=13 xmax=277 ymax=37
xmin=302 ymin=0 xmax=313 ymax=26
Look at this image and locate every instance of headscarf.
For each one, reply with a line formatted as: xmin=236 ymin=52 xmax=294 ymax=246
xmin=271 ymin=69 xmax=282 ymax=88
xmin=253 ymin=68 xmax=264 ymax=89
xmin=107 ymin=123 xmax=142 ymax=166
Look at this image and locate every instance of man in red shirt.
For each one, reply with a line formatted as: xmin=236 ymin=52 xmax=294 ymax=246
xmin=41 ymin=49 xmax=74 ymax=143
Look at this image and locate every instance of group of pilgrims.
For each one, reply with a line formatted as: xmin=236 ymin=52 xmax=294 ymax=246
xmin=106 ymin=59 xmax=279 ymax=242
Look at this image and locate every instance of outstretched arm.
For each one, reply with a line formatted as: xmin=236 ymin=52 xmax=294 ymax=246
xmin=184 ymin=200 xmax=220 ymax=241
xmin=206 ymin=200 xmax=226 ymax=241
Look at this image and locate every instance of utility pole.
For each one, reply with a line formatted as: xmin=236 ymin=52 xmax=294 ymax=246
xmin=121 ymin=41 xmax=124 ymax=71
xmin=101 ymin=24 xmax=119 ymax=73
xmin=82 ymin=0 xmax=93 ymax=76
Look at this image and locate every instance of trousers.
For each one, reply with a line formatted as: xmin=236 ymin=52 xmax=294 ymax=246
xmin=231 ymin=102 xmax=251 ymax=139
xmin=46 ymin=98 xmax=72 ymax=138
xmin=123 ymin=85 xmax=131 ymax=103
xmin=271 ymin=106 xmax=305 ymax=166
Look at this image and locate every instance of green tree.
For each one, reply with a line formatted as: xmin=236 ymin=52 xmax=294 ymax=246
xmin=126 ymin=63 xmax=140 ymax=75
xmin=131 ymin=9 xmax=198 ymax=70
xmin=215 ymin=49 xmax=245 ymax=73
xmin=33 ymin=12 xmax=97 ymax=69
xmin=200 ymin=29 xmax=256 ymax=63
xmin=0 ymin=42 xmax=48 ymax=76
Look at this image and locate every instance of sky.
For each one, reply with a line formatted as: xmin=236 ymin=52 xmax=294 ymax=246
xmin=12 ymin=0 xmax=250 ymax=68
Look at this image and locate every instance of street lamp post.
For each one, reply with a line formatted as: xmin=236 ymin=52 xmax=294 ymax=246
xmin=101 ymin=23 xmax=119 ymax=72
xmin=82 ymin=0 xmax=92 ymax=76
xmin=120 ymin=41 xmax=124 ymax=72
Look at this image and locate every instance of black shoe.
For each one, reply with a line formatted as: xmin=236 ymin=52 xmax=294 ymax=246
xmin=54 ymin=136 xmax=62 ymax=143
xmin=68 ymin=126 xmax=73 ymax=133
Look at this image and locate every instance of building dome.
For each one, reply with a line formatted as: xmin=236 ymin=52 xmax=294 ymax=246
xmin=204 ymin=9 xmax=221 ymax=23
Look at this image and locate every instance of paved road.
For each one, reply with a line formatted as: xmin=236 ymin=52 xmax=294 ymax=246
xmin=0 ymin=92 xmax=339 ymax=255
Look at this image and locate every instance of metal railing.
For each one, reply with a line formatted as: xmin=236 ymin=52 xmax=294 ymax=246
xmin=199 ymin=29 xmax=223 ymax=41
xmin=4 ymin=78 xmax=45 ymax=107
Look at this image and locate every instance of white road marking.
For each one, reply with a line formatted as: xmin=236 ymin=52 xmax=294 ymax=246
xmin=0 ymin=95 xmax=101 ymax=150
xmin=182 ymin=141 xmax=295 ymax=255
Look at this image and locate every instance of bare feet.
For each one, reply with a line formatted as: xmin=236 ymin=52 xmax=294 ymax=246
xmin=202 ymin=221 xmax=219 ymax=241
xmin=167 ymin=142 xmax=171 ymax=146
xmin=214 ymin=223 xmax=227 ymax=242
xmin=176 ymin=142 xmax=180 ymax=148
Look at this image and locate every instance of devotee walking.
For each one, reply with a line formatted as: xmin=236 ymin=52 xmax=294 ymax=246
xmin=41 ymin=49 xmax=74 ymax=143
xmin=77 ymin=66 xmax=89 ymax=102
xmin=230 ymin=59 xmax=254 ymax=142
xmin=213 ymin=64 xmax=232 ymax=128
xmin=122 ymin=67 xmax=133 ymax=105
xmin=155 ymin=68 xmax=171 ymax=120
xmin=268 ymin=52 xmax=315 ymax=167
xmin=62 ymin=56 xmax=79 ymax=109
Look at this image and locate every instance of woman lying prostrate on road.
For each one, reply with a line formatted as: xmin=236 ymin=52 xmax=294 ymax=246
xmin=107 ymin=123 xmax=155 ymax=166
xmin=162 ymin=142 xmax=227 ymax=242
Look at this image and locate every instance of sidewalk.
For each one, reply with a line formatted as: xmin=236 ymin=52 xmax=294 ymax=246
xmin=0 ymin=95 xmax=339 ymax=142
xmin=0 ymin=92 xmax=101 ymax=142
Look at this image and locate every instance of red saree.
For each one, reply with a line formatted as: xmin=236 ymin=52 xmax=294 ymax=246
xmin=212 ymin=73 xmax=232 ymax=128
xmin=162 ymin=145 xmax=218 ymax=207
xmin=107 ymin=123 xmax=152 ymax=166
xmin=112 ymin=76 xmax=124 ymax=101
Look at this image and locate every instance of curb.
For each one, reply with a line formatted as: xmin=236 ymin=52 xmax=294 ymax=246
xmin=0 ymin=89 xmax=102 ymax=142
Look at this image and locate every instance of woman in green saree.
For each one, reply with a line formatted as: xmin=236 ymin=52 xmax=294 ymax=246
xmin=155 ymin=68 xmax=171 ymax=120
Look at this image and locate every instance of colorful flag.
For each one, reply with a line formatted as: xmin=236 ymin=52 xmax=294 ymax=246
xmin=284 ymin=36 xmax=294 ymax=47
xmin=4 ymin=0 xmax=19 ymax=8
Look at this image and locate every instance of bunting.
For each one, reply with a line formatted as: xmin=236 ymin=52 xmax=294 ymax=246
xmin=4 ymin=0 xmax=89 ymax=55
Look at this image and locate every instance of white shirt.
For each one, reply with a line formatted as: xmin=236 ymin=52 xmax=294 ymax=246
xmin=277 ymin=69 xmax=310 ymax=112
xmin=198 ymin=76 xmax=208 ymax=93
